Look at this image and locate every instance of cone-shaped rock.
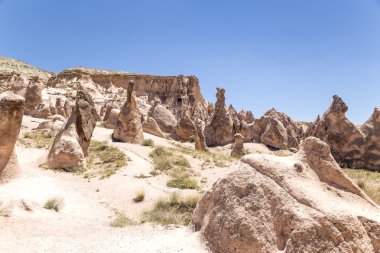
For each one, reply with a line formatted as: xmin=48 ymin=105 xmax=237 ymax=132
xmin=204 ymin=88 xmax=234 ymax=146
xmin=113 ymin=81 xmax=144 ymax=144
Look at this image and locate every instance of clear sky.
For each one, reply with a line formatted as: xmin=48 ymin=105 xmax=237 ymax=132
xmin=1 ymin=0 xmax=380 ymax=123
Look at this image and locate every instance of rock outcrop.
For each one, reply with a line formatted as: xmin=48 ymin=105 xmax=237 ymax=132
xmin=105 ymin=108 xmax=120 ymax=129
xmin=307 ymin=95 xmax=366 ymax=168
xmin=142 ymin=117 xmax=165 ymax=138
xmin=204 ymin=88 xmax=234 ymax=146
xmin=47 ymin=68 xmax=207 ymax=117
xmin=194 ymin=119 xmax=207 ymax=151
xmin=171 ymin=113 xmax=196 ymax=142
xmin=231 ymin=133 xmax=244 ymax=157
xmin=113 ymin=81 xmax=144 ymax=144
xmin=237 ymin=109 xmax=255 ymax=124
xmin=0 ymin=93 xmax=25 ymax=182
xmin=150 ymin=103 xmax=177 ymax=133
xmin=193 ymin=137 xmax=380 ymax=253
xmin=251 ymin=108 xmax=300 ymax=150
xmin=48 ymin=90 xmax=98 ymax=169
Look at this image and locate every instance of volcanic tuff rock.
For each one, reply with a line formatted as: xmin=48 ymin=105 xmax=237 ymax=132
xmin=237 ymin=109 xmax=255 ymax=124
xmin=250 ymin=108 xmax=300 ymax=149
xmin=141 ymin=117 xmax=165 ymax=138
xmin=105 ymin=108 xmax=120 ymax=129
xmin=193 ymin=137 xmax=380 ymax=253
xmin=47 ymin=67 xmax=207 ymax=117
xmin=194 ymin=119 xmax=207 ymax=151
xmin=204 ymin=88 xmax=234 ymax=146
xmin=231 ymin=133 xmax=244 ymax=157
xmin=48 ymin=90 xmax=98 ymax=169
xmin=113 ymin=81 xmax=144 ymax=144
xmin=150 ymin=102 xmax=177 ymax=133
xmin=0 ymin=93 xmax=24 ymax=182
xmin=307 ymin=95 xmax=366 ymax=168
xmin=171 ymin=113 xmax=196 ymax=142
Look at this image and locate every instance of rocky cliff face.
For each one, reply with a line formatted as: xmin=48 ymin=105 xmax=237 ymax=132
xmin=47 ymin=68 xmax=207 ymax=117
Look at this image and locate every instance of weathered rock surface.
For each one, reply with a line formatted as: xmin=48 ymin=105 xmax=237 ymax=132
xmin=48 ymin=90 xmax=98 ymax=169
xmin=204 ymin=88 xmax=234 ymax=146
xmin=251 ymin=108 xmax=300 ymax=149
xmin=0 ymin=93 xmax=25 ymax=182
xmin=47 ymin=68 xmax=207 ymax=116
xmin=194 ymin=119 xmax=207 ymax=151
xmin=150 ymin=103 xmax=177 ymax=133
xmin=307 ymin=95 xmax=366 ymax=168
xmin=193 ymin=137 xmax=380 ymax=253
xmin=142 ymin=117 xmax=165 ymax=138
xmin=38 ymin=115 xmax=65 ymax=132
xmin=113 ymin=81 xmax=144 ymax=143
xmin=231 ymin=133 xmax=244 ymax=157
xmin=237 ymin=109 xmax=255 ymax=124
xmin=171 ymin=113 xmax=196 ymax=142
xmin=105 ymin=108 xmax=120 ymax=129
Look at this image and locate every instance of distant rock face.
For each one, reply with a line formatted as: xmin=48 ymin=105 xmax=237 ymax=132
xmin=48 ymin=68 xmax=207 ymax=117
xmin=0 ymin=93 xmax=25 ymax=182
xmin=171 ymin=113 xmax=196 ymax=142
xmin=38 ymin=115 xmax=65 ymax=132
xmin=151 ymin=103 xmax=177 ymax=133
xmin=231 ymin=133 xmax=244 ymax=157
xmin=48 ymin=90 xmax=98 ymax=169
xmin=24 ymin=78 xmax=43 ymax=116
xmin=204 ymin=88 xmax=234 ymax=146
xmin=193 ymin=137 xmax=380 ymax=253
xmin=307 ymin=95 xmax=366 ymax=168
xmin=113 ymin=81 xmax=144 ymax=144
xmin=251 ymin=108 xmax=300 ymax=150
xmin=237 ymin=109 xmax=255 ymax=124
xmin=360 ymin=108 xmax=380 ymax=169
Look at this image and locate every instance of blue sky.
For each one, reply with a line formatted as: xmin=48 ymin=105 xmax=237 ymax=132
xmin=1 ymin=0 xmax=380 ymax=123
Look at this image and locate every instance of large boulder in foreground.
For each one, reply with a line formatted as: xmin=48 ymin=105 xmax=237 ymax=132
xmin=204 ymin=88 xmax=234 ymax=146
xmin=48 ymin=90 xmax=98 ymax=169
xmin=193 ymin=137 xmax=380 ymax=253
xmin=113 ymin=81 xmax=144 ymax=143
xmin=0 ymin=93 xmax=24 ymax=182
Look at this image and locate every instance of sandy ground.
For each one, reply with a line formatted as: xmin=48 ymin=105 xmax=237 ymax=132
xmin=1 ymin=116 xmax=251 ymax=253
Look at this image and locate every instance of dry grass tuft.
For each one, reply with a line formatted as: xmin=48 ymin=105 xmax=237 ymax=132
xmin=142 ymin=139 xmax=155 ymax=147
xmin=110 ymin=211 xmax=135 ymax=228
xmin=142 ymin=192 xmax=199 ymax=226
xmin=44 ymin=197 xmax=64 ymax=212
xmin=133 ymin=190 xmax=146 ymax=203
xmin=0 ymin=201 xmax=12 ymax=217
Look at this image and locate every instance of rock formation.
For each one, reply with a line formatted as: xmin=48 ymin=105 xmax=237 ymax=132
xmin=237 ymin=109 xmax=255 ymax=124
xmin=204 ymin=88 xmax=234 ymax=146
xmin=48 ymin=90 xmax=98 ymax=169
xmin=194 ymin=119 xmax=207 ymax=151
xmin=38 ymin=115 xmax=65 ymax=132
xmin=142 ymin=117 xmax=165 ymax=138
xmin=231 ymin=133 xmax=244 ymax=157
xmin=105 ymin=108 xmax=120 ymax=129
xmin=113 ymin=81 xmax=144 ymax=144
xmin=24 ymin=77 xmax=43 ymax=116
xmin=251 ymin=108 xmax=300 ymax=150
xmin=171 ymin=113 xmax=196 ymax=142
xmin=150 ymin=102 xmax=177 ymax=133
xmin=193 ymin=137 xmax=380 ymax=253
xmin=307 ymin=95 xmax=366 ymax=168
xmin=0 ymin=93 xmax=25 ymax=182
xmin=359 ymin=108 xmax=380 ymax=169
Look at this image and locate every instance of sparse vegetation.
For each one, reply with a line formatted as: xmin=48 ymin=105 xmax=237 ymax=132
xmin=142 ymin=138 xmax=155 ymax=147
xmin=167 ymin=177 xmax=198 ymax=190
xmin=0 ymin=201 xmax=12 ymax=217
xmin=19 ymin=129 xmax=54 ymax=149
xmin=149 ymin=146 xmax=198 ymax=189
xmin=133 ymin=190 xmax=146 ymax=203
xmin=344 ymin=168 xmax=380 ymax=204
xmin=142 ymin=192 xmax=199 ymax=226
xmin=110 ymin=211 xmax=135 ymax=228
xmin=172 ymin=145 xmax=237 ymax=168
xmin=44 ymin=197 xmax=64 ymax=212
